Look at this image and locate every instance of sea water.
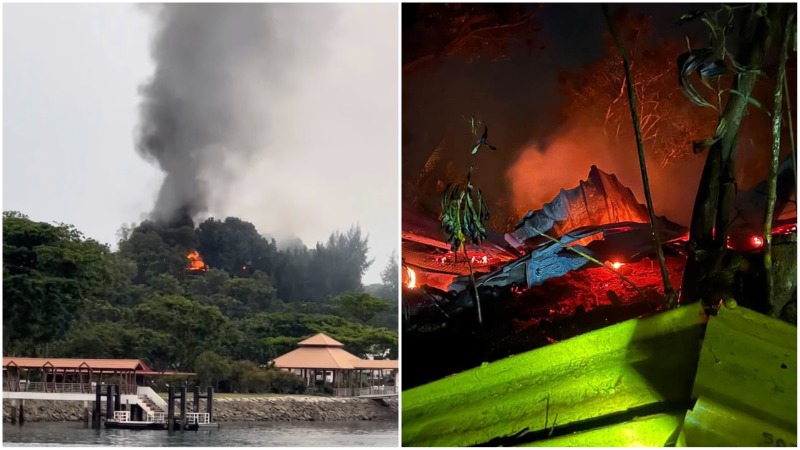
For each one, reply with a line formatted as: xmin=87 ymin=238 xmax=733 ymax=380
xmin=3 ymin=420 xmax=398 ymax=447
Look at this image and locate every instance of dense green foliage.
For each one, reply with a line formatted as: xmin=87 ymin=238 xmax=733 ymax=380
xmin=3 ymin=212 xmax=398 ymax=383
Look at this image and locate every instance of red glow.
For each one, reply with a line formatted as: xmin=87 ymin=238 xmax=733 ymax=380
xmin=611 ymin=261 xmax=624 ymax=269
xmin=751 ymin=236 xmax=764 ymax=248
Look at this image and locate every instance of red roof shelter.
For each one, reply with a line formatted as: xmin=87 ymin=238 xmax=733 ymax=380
xmin=271 ymin=333 xmax=398 ymax=397
xmin=3 ymin=357 xmax=195 ymax=395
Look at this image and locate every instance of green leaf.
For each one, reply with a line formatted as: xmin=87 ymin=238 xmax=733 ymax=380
xmin=677 ymin=49 xmax=723 ymax=110
xmin=676 ymin=9 xmax=705 ymax=25
xmin=692 ymin=117 xmax=728 ymax=154
xmin=730 ymin=89 xmax=771 ymax=116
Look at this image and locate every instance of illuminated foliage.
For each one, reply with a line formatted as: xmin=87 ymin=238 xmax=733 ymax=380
xmin=403 ymin=4 xmax=541 ymax=74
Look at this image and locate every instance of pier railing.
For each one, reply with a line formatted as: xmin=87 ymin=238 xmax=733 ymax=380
xmin=4 ymin=381 xmax=137 ymax=394
xmin=332 ymin=386 xmax=397 ymax=397
xmin=147 ymin=412 xmax=167 ymax=423
xmin=184 ymin=413 xmax=211 ymax=425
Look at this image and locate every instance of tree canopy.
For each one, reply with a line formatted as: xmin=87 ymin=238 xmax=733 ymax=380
xmin=2 ymin=211 xmax=398 ymax=378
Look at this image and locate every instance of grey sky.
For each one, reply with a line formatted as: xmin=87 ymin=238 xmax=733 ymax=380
xmin=3 ymin=3 xmax=398 ymax=284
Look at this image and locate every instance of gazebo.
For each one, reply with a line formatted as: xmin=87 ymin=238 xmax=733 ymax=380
xmin=271 ymin=333 xmax=398 ymax=397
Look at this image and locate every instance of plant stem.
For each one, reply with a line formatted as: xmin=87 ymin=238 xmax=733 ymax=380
xmin=782 ymin=67 xmax=796 ymax=179
xmin=765 ymin=11 xmax=793 ymax=311
xmin=462 ymin=245 xmax=483 ymax=325
xmin=528 ymin=226 xmax=646 ymax=300
xmin=602 ymin=4 xmax=677 ymax=308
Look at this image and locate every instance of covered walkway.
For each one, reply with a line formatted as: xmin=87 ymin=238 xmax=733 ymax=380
xmin=3 ymin=357 xmax=193 ymax=395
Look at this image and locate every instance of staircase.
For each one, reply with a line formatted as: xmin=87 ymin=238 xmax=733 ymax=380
xmin=135 ymin=386 xmax=168 ymax=422
xmin=137 ymin=394 xmax=165 ymax=416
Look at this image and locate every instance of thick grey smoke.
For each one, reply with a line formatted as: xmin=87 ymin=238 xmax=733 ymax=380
xmin=136 ymin=4 xmax=334 ymax=224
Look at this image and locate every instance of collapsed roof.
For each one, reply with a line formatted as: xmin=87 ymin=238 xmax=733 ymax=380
xmin=403 ymin=165 xmax=686 ymax=290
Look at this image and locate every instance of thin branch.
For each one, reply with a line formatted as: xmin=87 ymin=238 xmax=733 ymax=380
xmin=602 ymin=3 xmax=677 ymax=308
xmin=403 ymin=14 xmax=535 ymax=75
xmin=783 ymin=69 xmax=796 ymax=178
xmin=764 ymin=10 xmax=793 ymax=310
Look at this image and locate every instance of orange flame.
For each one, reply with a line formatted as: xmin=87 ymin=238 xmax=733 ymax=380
xmin=187 ymin=250 xmax=207 ymax=271
xmin=610 ymin=261 xmax=624 ymax=269
xmin=405 ymin=266 xmax=417 ymax=289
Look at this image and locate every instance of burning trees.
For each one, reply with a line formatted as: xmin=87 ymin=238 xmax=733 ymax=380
xmin=186 ymin=250 xmax=207 ymax=273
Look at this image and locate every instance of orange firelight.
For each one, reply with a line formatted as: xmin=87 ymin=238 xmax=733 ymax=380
xmin=187 ymin=250 xmax=207 ymax=272
xmin=405 ymin=266 xmax=417 ymax=289
xmin=610 ymin=261 xmax=624 ymax=269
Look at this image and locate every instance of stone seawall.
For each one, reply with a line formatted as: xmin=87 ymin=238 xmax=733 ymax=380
xmin=3 ymin=396 xmax=398 ymax=423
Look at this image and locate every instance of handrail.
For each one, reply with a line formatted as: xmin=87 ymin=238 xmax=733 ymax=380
xmin=333 ymin=386 xmax=398 ymax=397
xmin=184 ymin=412 xmax=210 ymax=425
xmin=113 ymin=411 xmax=130 ymax=422
xmin=147 ymin=412 xmax=167 ymax=423
xmin=3 ymin=382 xmax=139 ymax=394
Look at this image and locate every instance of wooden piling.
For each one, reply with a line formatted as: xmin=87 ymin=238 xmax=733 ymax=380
xmin=10 ymin=400 xmax=17 ymax=425
xmin=18 ymin=399 xmax=24 ymax=425
xmin=207 ymin=386 xmax=214 ymax=422
xmin=105 ymin=385 xmax=113 ymax=420
xmin=179 ymin=386 xmax=187 ymax=432
xmin=114 ymin=384 xmax=121 ymax=412
xmin=167 ymin=385 xmax=175 ymax=433
xmin=93 ymin=384 xmax=100 ymax=429
xmin=83 ymin=401 xmax=89 ymax=428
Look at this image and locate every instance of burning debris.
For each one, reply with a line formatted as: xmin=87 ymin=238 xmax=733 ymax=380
xmin=507 ymin=165 xmax=684 ymax=250
xmin=403 ymin=162 xmax=796 ymax=387
xmin=403 ymin=165 xmax=686 ymax=294
xmin=404 ymin=266 xmax=417 ymax=289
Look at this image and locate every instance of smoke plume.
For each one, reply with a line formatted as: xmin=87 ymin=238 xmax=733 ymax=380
xmin=136 ymin=4 xmax=333 ymax=225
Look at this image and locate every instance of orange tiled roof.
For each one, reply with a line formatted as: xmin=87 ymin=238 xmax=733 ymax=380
xmin=297 ymin=333 xmax=345 ymax=347
xmin=272 ymin=346 xmax=362 ymax=369
xmin=271 ymin=333 xmax=398 ymax=370
xmin=3 ymin=357 xmax=151 ymax=372
xmin=353 ymin=359 xmax=398 ymax=370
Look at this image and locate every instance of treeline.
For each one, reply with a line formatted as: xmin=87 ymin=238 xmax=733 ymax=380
xmin=3 ymin=211 xmax=398 ymax=374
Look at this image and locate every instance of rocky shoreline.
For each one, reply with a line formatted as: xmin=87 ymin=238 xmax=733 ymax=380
xmin=3 ymin=396 xmax=398 ymax=423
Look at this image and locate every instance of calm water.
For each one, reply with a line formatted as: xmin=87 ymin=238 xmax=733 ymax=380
xmin=3 ymin=421 xmax=398 ymax=447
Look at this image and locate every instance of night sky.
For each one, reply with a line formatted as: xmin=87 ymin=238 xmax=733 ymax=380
xmin=403 ymin=3 xmax=796 ymax=228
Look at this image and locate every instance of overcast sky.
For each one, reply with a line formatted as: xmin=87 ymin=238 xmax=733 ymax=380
xmin=4 ymin=3 xmax=398 ymax=284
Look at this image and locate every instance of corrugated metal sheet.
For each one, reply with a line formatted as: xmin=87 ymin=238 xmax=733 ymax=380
xmin=683 ymin=303 xmax=797 ymax=446
xmin=402 ymin=302 xmax=706 ymax=446
xmin=402 ymin=301 xmax=797 ymax=447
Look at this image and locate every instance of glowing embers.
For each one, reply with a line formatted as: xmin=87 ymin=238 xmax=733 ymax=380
xmin=433 ymin=252 xmax=491 ymax=265
xmin=404 ymin=266 xmax=417 ymax=289
xmin=772 ymin=223 xmax=797 ymax=236
xmin=725 ymin=234 xmax=767 ymax=251
xmin=187 ymin=250 xmax=207 ymax=272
